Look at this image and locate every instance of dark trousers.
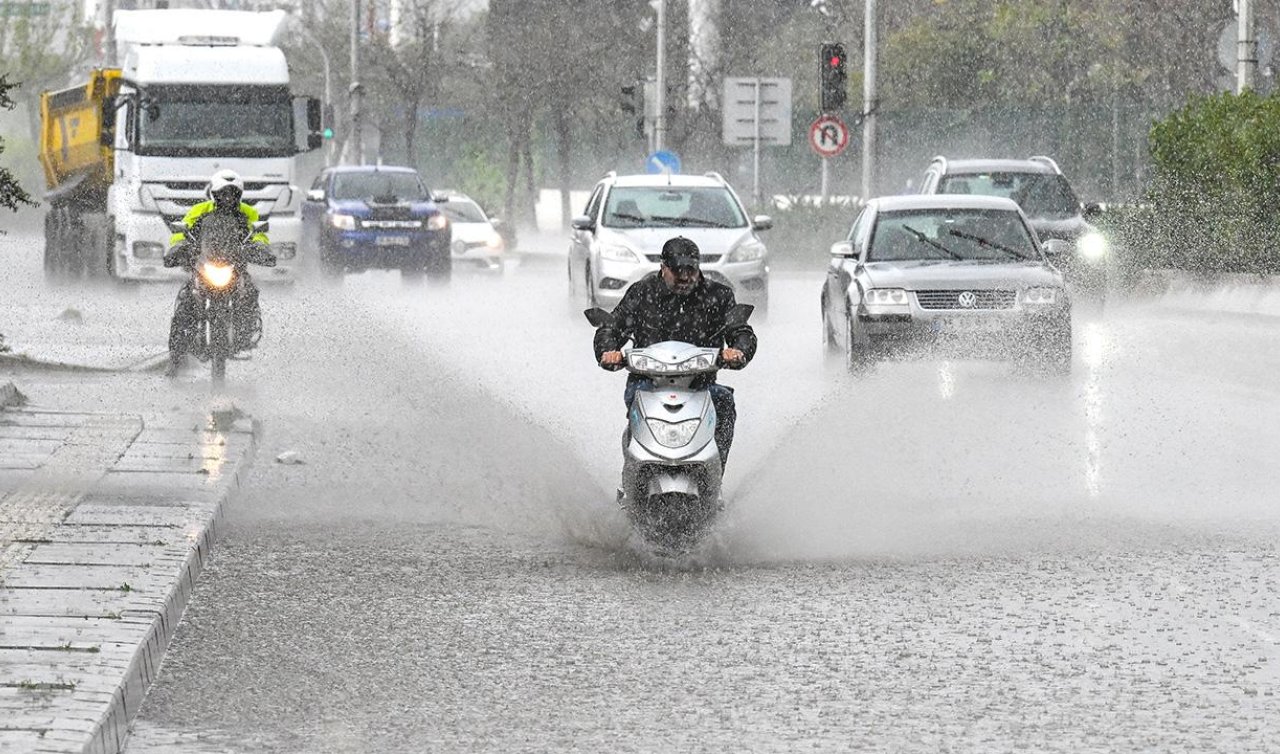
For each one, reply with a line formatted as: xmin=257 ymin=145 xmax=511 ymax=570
xmin=624 ymin=378 xmax=737 ymax=468
xmin=168 ymin=272 xmax=262 ymax=362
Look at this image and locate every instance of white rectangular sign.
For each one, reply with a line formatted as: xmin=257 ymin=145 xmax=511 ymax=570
xmin=722 ymin=77 xmax=793 ymax=146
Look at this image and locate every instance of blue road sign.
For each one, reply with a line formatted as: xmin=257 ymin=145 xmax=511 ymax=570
xmin=646 ymin=150 xmax=681 ymax=175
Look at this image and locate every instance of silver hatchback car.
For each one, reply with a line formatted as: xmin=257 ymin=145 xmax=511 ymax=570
xmin=820 ymin=195 xmax=1072 ymax=373
xmin=568 ymin=172 xmax=772 ymax=314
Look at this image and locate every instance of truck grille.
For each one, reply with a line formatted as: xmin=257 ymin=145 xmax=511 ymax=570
xmin=915 ymin=289 xmax=1016 ymax=310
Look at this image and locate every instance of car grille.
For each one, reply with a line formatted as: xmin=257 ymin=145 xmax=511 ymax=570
xmin=644 ymin=254 xmax=722 ymax=264
xmin=915 ymin=289 xmax=1016 ymax=310
xmin=367 ymin=206 xmax=416 ymax=221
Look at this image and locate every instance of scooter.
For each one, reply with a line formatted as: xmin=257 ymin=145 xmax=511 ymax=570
xmin=585 ymin=304 xmax=752 ymax=553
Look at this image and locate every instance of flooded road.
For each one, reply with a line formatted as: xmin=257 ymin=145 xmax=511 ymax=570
xmin=4 ymin=235 xmax=1277 ymax=752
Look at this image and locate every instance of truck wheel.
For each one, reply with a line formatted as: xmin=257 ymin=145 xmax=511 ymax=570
xmin=43 ymin=211 xmax=60 ymax=278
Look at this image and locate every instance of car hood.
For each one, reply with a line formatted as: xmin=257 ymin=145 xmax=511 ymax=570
xmin=597 ymin=226 xmax=757 ymax=256
xmin=330 ymin=198 xmax=437 ymax=216
xmin=1027 ymin=215 xmax=1095 ymax=241
xmin=863 ymin=260 xmax=1063 ymax=290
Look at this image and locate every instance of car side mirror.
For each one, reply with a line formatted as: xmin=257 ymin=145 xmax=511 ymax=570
xmin=431 ymin=192 xmax=450 ymax=203
xmin=1042 ymin=238 xmax=1070 ymax=256
xmin=1082 ymin=202 xmax=1103 ymax=222
xmin=751 ymin=214 xmax=773 ymax=231
xmin=306 ymin=188 xmax=325 ymax=202
xmin=571 ymin=214 xmax=595 ymax=231
xmin=830 ymin=240 xmax=856 ymax=258
xmin=489 ymin=217 xmax=502 ymax=228
xmin=584 ymin=307 xmax=615 ymax=327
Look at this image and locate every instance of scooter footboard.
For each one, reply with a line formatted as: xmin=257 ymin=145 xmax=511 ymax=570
xmin=646 ymin=471 xmax=700 ymax=498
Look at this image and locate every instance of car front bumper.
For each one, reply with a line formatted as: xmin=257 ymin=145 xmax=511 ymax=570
xmin=593 ymin=257 xmax=770 ymax=308
xmin=324 ymin=228 xmax=450 ymax=269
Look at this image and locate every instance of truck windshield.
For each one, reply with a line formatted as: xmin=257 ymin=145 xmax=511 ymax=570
xmin=136 ymin=85 xmax=293 ymax=158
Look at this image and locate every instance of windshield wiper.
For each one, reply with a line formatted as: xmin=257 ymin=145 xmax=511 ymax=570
xmin=901 ymin=225 xmax=963 ymax=260
xmin=650 ymin=215 xmax=727 ymax=228
xmin=946 ymin=228 xmax=1031 ymax=260
xmin=609 ymin=212 xmax=648 ymax=224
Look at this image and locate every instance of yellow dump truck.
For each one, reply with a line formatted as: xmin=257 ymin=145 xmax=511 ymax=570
xmin=38 ymin=68 xmax=122 ymax=277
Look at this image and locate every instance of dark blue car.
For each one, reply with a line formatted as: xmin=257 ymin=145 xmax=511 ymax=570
xmin=302 ymin=165 xmax=452 ymax=282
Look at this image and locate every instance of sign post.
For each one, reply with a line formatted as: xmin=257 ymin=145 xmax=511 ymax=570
xmin=722 ymin=77 xmax=792 ymax=207
xmin=809 ymin=115 xmax=850 ymax=205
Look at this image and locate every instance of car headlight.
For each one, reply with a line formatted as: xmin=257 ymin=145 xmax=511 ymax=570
xmin=1022 ymin=287 xmax=1060 ymax=305
xmin=728 ymin=240 xmax=766 ymax=263
xmin=132 ymin=241 xmax=164 ymax=259
xmin=199 ymin=262 xmax=235 ymax=289
xmin=427 ymin=213 xmax=448 ymax=231
xmin=330 ymin=213 xmax=357 ymax=230
xmin=486 ymin=231 xmax=505 ymax=251
xmin=1078 ymin=232 xmax=1107 ymax=261
xmin=863 ymin=288 xmax=910 ymax=307
xmin=646 ymin=418 xmax=702 ymax=448
xmin=599 ymin=244 xmax=641 ymax=263
xmin=270 ymin=242 xmax=297 ymax=260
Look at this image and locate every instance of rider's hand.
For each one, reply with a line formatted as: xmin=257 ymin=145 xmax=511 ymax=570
xmin=600 ymin=351 xmax=625 ymax=370
xmin=721 ymin=347 xmax=745 ymax=367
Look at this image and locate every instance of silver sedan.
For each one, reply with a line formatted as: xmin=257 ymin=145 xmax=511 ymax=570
xmin=820 ymin=194 xmax=1072 ymax=374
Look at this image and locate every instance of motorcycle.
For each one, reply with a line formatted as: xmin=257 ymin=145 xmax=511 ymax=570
xmin=585 ymin=304 xmax=753 ymax=554
xmin=167 ymin=215 xmax=274 ymax=384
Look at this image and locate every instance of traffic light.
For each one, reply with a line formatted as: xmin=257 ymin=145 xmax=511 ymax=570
xmin=322 ymin=103 xmax=335 ymax=140
xmin=621 ymin=84 xmax=640 ymax=115
xmin=820 ymin=42 xmax=847 ymax=112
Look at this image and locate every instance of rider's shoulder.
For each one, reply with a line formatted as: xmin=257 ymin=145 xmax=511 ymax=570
xmin=701 ymin=275 xmax=735 ymax=298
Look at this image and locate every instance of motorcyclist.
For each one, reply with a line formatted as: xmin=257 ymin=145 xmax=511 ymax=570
xmin=593 ymin=236 xmax=757 ymax=468
xmin=163 ymin=170 xmax=274 ymax=375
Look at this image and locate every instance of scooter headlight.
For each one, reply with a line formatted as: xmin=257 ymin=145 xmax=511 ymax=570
xmin=646 ymin=418 xmax=702 ymax=448
xmin=200 ymin=262 xmax=235 ymax=289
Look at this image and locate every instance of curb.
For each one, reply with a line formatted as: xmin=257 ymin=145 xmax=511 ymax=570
xmin=0 ymin=352 xmax=169 ymax=375
xmin=88 ymin=419 xmax=259 ymax=754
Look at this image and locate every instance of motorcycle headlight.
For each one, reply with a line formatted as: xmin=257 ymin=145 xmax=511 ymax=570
xmin=599 ymin=244 xmax=641 ymax=263
xmin=646 ymin=418 xmax=702 ymax=448
xmin=1078 ymin=232 xmax=1107 ymax=261
xmin=628 ymin=353 xmax=668 ymax=372
xmin=427 ymin=213 xmax=448 ymax=231
xmin=728 ymin=240 xmax=766 ymax=263
xmin=330 ymin=213 xmax=357 ymax=231
xmin=1022 ymin=287 xmax=1060 ymax=305
xmin=199 ymin=262 xmax=235 ymax=289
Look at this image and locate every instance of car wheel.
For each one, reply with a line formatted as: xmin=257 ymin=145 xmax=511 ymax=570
xmin=426 ymin=249 xmax=452 ymax=285
xmin=822 ymin=303 xmax=841 ymax=358
xmin=1028 ymin=317 xmax=1072 ymax=376
xmin=319 ymin=243 xmax=344 ymax=284
xmin=585 ymin=263 xmax=599 ymax=307
xmin=845 ymin=314 xmax=874 ymax=375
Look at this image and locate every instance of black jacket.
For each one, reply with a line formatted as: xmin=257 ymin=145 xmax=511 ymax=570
xmin=593 ymin=272 xmax=758 ymax=368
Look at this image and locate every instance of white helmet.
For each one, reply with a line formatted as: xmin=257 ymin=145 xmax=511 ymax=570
xmin=207 ymin=169 xmax=244 ymax=200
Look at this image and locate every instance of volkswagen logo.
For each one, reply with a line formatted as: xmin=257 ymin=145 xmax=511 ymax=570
xmin=957 ymin=291 xmax=977 ymax=308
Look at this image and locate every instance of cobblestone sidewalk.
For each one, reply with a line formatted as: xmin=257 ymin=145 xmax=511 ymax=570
xmin=0 ymin=405 xmax=257 ymax=753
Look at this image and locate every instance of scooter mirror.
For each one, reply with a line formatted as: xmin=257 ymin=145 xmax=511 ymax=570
xmin=584 ymin=308 xmax=615 ymax=328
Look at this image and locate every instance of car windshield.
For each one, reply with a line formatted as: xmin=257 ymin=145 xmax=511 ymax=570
xmin=441 ymin=199 xmax=487 ymax=223
xmin=602 ymin=187 xmax=747 ymax=228
xmin=331 ymin=172 xmax=428 ymax=201
xmin=136 ymin=85 xmax=294 ymax=158
xmin=938 ymin=172 xmax=1080 ymax=220
xmin=869 ymin=208 xmax=1039 ymax=262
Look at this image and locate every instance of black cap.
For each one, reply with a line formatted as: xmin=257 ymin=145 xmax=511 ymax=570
xmin=660 ymin=236 xmax=700 ymax=269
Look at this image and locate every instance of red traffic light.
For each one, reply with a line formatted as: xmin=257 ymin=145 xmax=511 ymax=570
xmin=828 ymin=55 xmax=842 ymax=68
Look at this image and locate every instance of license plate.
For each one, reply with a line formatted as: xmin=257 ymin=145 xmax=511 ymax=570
xmin=931 ymin=318 xmax=999 ymax=333
xmin=375 ymin=236 xmax=411 ymax=247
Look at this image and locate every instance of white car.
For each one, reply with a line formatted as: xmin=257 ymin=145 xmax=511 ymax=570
xmin=567 ymin=172 xmax=771 ymax=314
xmin=441 ymin=193 xmax=505 ymax=271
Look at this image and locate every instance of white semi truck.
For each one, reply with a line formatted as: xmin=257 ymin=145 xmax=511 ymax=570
xmin=39 ymin=9 xmax=322 ymax=281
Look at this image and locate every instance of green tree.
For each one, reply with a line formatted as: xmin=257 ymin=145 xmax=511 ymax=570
xmin=0 ymin=0 xmax=92 ymax=139
xmin=0 ymin=74 xmax=34 ymax=216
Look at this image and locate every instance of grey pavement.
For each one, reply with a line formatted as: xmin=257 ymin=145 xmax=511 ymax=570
xmin=0 ymin=401 xmax=257 ymax=753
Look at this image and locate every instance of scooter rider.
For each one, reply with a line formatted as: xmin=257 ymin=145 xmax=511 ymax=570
xmin=594 ymin=236 xmax=757 ymax=468
xmin=163 ymin=169 xmax=274 ymax=375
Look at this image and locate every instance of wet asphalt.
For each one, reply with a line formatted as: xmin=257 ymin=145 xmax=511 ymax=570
xmin=3 ymin=234 xmax=1277 ymax=752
